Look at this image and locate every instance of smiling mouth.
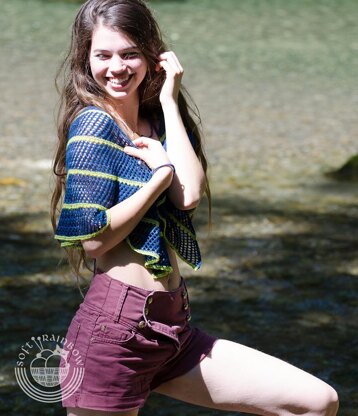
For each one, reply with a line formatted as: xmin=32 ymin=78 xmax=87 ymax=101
xmin=108 ymin=74 xmax=133 ymax=87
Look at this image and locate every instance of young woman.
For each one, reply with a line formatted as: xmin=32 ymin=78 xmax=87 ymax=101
xmin=51 ymin=1 xmax=339 ymax=415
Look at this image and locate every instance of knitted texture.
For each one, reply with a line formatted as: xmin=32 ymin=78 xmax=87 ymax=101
xmin=54 ymin=106 xmax=202 ymax=278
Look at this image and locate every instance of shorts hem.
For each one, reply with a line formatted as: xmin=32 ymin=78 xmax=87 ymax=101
xmin=62 ymin=391 xmax=147 ymax=412
xmin=150 ymin=334 xmax=218 ymax=391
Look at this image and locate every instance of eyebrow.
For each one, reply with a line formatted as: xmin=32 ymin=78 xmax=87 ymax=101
xmin=92 ymin=46 xmax=140 ymax=53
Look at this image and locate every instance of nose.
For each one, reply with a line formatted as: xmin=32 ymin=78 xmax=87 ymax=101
xmin=108 ymin=55 xmax=126 ymax=73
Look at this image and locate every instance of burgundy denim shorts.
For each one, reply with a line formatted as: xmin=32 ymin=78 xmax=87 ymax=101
xmin=60 ymin=270 xmax=217 ymax=412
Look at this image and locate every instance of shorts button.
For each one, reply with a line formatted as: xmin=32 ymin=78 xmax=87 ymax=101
xmin=138 ymin=320 xmax=146 ymax=329
xmin=183 ymin=303 xmax=189 ymax=310
xmin=148 ymin=296 xmax=153 ymax=304
xmin=144 ymin=307 xmax=149 ymax=315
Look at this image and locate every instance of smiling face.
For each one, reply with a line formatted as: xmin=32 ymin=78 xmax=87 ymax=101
xmin=89 ymin=22 xmax=148 ymax=104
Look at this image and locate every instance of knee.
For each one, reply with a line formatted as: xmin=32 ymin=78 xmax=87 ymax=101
xmin=284 ymin=383 xmax=339 ymax=416
xmin=310 ymin=384 xmax=339 ymax=416
xmin=322 ymin=386 xmax=339 ymax=416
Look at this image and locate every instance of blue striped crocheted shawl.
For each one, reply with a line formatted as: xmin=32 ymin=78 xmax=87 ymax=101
xmin=54 ymin=106 xmax=201 ymax=278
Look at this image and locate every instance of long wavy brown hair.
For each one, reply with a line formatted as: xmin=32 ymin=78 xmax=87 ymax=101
xmin=51 ymin=0 xmax=211 ymax=290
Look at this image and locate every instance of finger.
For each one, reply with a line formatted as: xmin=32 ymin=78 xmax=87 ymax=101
xmin=158 ymin=51 xmax=171 ymax=60
xmin=158 ymin=59 xmax=171 ymax=73
xmin=159 ymin=51 xmax=183 ymax=72
xmin=158 ymin=60 xmax=182 ymax=79
xmin=132 ymin=137 xmax=152 ymax=147
xmin=159 ymin=51 xmax=178 ymax=59
xmin=123 ymin=146 xmax=140 ymax=156
xmin=159 ymin=52 xmax=183 ymax=74
xmin=166 ymin=51 xmax=183 ymax=73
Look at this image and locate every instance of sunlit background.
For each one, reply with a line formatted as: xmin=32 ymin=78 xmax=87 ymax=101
xmin=0 ymin=0 xmax=357 ymax=414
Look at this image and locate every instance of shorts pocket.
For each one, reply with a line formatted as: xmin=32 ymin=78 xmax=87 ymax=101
xmin=91 ymin=316 xmax=136 ymax=345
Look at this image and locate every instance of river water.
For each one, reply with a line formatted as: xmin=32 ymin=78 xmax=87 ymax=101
xmin=0 ymin=0 xmax=357 ymax=414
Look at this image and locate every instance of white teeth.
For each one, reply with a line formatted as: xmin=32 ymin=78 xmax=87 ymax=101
xmin=109 ymin=76 xmax=130 ymax=85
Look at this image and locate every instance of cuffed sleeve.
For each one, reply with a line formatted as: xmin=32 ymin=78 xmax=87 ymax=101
xmin=54 ymin=110 xmax=120 ymax=247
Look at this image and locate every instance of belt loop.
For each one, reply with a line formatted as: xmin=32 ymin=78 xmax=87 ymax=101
xmin=142 ymin=292 xmax=155 ymax=327
xmin=113 ymin=285 xmax=128 ymax=323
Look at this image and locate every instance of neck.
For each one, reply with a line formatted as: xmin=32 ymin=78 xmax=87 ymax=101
xmin=110 ymin=94 xmax=140 ymax=132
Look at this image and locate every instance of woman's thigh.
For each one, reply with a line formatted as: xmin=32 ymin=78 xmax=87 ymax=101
xmin=67 ymin=407 xmax=138 ymax=416
xmin=154 ymin=339 xmax=338 ymax=416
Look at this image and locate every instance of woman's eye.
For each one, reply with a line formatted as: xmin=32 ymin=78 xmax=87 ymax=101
xmin=96 ymin=54 xmax=109 ymax=60
xmin=122 ymin=52 xmax=140 ymax=59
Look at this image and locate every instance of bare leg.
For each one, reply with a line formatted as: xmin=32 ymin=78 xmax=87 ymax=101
xmin=67 ymin=407 xmax=139 ymax=416
xmin=154 ymin=339 xmax=339 ymax=416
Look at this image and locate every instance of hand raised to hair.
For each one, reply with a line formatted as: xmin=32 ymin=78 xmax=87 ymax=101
xmin=156 ymin=51 xmax=183 ymax=107
xmin=123 ymin=137 xmax=171 ymax=171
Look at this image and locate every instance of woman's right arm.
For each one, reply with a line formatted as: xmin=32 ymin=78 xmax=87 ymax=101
xmin=82 ymin=137 xmax=174 ymax=258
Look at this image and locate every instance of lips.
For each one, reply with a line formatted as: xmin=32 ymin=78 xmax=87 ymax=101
xmin=107 ymin=74 xmax=133 ymax=88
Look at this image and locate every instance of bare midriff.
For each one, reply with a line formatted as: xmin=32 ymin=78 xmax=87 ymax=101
xmin=96 ymin=240 xmax=182 ymax=291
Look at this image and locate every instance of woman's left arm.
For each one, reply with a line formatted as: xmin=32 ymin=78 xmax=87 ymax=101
xmin=158 ymin=51 xmax=206 ymax=210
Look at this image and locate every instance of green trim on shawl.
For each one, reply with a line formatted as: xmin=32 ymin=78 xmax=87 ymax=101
xmin=68 ymin=135 xmax=125 ymax=151
xmin=125 ymin=236 xmax=174 ymax=279
xmin=55 ymin=210 xmax=111 ymax=242
xmin=67 ymin=169 xmax=146 ymax=188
